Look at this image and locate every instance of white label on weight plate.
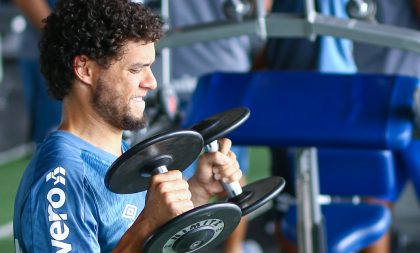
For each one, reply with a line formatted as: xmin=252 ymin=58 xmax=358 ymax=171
xmin=162 ymin=219 xmax=225 ymax=253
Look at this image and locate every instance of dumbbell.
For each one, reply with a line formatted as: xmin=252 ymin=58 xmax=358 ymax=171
xmin=190 ymin=107 xmax=286 ymax=215
xmin=105 ymin=130 xmax=242 ymax=253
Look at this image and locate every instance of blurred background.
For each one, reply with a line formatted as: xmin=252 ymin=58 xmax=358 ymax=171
xmin=2 ymin=0 xmax=420 ymax=252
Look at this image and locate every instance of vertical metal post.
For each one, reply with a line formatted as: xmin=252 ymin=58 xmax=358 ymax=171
xmin=304 ymin=0 xmax=316 ymax=23
xmin=295 ymin=148 xmax=313 ymax=253
xmin=295 ymin=147 xmax=326 ymax=253
xmin=303 ymin=0 xmax=317 ymax=40
xmin=161 ymin=0 xmax=171 ymax=87
xmin=255 ymin=0 xmax=267 ymax=40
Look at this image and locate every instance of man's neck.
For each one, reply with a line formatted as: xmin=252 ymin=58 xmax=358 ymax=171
xmin=60 ymin=96 xmax=123 ymax=157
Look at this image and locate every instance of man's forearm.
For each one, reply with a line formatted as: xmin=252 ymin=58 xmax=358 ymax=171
xmin=13 ymin=0 xmax=51 ymax=29
xmin=113 ymin=214 xmax=153 ymax=253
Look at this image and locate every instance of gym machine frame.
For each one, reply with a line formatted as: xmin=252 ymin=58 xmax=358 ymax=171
xmin=157 ymin=1 xmax=420 ymax=253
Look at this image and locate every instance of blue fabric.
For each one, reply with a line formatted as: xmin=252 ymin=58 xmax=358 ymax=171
xmin=317 ymin=0 xmax=357 ymax=73
xmin=183 ymin=71 xmax=418 ymax=149
xmin=14 ymin=131 xmax=146 ymax=253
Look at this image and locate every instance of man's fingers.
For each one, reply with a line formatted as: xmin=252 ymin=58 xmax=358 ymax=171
xmin=217 ymin=138 xmax=232 ymax=154
xmin=155 ymin=179 xmax=189 ymax=194
xmin=150 ymin=170 xmax=183 ymax=186
xmin=221 ymin=169 xmax=242 ymax=183
xmin=163 ymin=189 xmax=192 ymax=203
xmin=212 ymin=156 xmax=241 ymax=182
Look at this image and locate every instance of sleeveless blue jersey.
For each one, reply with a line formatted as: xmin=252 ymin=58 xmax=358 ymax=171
xmin=14 ymin=131 xmax=146 ymax=252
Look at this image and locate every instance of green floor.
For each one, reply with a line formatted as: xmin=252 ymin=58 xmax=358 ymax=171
xmin=0 ymin=147 xmax=270 ymax=252
xmin=0 ymin=155 xmax=30 ymax=252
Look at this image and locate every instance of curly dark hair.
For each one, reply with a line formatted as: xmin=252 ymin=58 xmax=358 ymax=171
xmin=40 ymin=0 xmax=163 ymax=100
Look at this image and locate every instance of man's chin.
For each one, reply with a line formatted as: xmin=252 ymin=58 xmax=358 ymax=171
xmin=121 ymin=115 xmax=147 ymax=131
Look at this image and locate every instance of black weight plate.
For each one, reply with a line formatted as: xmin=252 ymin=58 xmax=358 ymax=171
xmin=105 ymin=130 xmax=203 ymax=194
xmin=190 ymin=107 xmax=250 ymax=145
xmin=143 ymin=202 xmax=242 ymax=253
xmin=230 ymin=176 xmax=286 ymax=216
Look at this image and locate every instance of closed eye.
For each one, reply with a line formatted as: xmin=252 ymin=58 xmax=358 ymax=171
xmin=129 ymin=69 xmax=142 ymax=74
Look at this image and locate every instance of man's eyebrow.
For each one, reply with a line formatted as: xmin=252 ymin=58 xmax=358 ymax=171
xmin=129 ymin=63 xmax=149 ymax=68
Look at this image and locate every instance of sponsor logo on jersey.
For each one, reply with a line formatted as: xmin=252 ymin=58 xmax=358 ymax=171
xmin=46 ymin=167 xmax=72 ymax=253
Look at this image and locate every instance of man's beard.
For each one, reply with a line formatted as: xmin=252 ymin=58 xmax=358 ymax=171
xmin=92 ymin=77 xmax=147 ymax=131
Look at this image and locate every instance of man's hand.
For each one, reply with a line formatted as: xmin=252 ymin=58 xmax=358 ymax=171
xmin=140 ymin=170 xmax=194 ymax=230
xmin=189 ymin=138 xmax=243 ymax=206
xmin=114 ymin=170 xmax=193 ymax=253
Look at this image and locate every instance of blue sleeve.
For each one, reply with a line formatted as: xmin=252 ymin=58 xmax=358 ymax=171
xmin=317 ymin=0 xmax=357 ymax=73
xmin=27 ymin=159 xmax=101 ymax=252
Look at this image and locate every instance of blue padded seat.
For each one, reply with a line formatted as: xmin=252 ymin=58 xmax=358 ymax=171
xmin=314 ymin=149 xmax=406 ymax=201
xmin=282 ymin=203 xmax=391 ymax=253
xmin=183 ymin=71 xmax=418 ymax=149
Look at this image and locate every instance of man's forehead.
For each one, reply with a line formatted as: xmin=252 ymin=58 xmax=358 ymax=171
xmin=120 ymin=41 xmax=156 ymax=62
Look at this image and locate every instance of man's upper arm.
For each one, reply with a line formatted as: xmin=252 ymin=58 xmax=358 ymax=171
xmin=28 ymin=161 xmax=100 ymax=252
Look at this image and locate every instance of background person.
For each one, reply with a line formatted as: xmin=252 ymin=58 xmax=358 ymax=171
xmin=13 ymin=0 xmax=61 ymax=145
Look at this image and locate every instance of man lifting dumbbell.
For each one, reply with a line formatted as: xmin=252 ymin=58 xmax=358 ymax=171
xmin=13 ymin=1 xmax=242 ymax=252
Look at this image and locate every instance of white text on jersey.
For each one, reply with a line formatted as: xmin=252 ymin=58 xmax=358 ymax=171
xmin=46 ymin=167 xmax=72 ymax=253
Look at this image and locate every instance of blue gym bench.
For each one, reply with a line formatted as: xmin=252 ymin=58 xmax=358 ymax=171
xmin=283 ymin=148 xmax=407 ymax=253
xmin=182 ymin=71 xmax=420 ymax=253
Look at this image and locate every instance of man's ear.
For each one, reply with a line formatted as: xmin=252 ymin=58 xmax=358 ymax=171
xmin=73 ymin=55 xmax=94 ymax=85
